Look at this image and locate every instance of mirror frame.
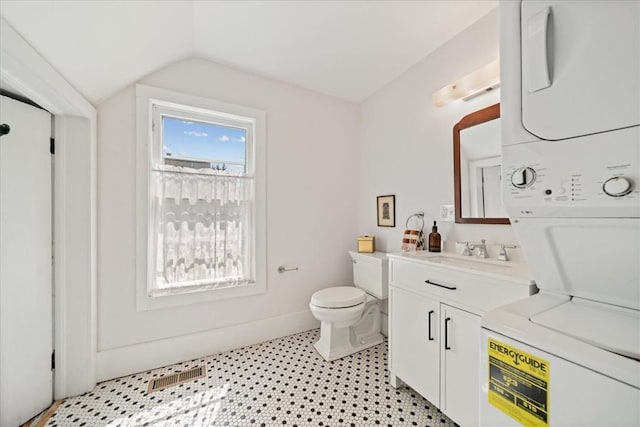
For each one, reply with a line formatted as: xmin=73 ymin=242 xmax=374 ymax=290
xmin=453 ymin=103 xmax=510 ymax=224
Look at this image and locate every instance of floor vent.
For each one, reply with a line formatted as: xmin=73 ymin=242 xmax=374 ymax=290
xmin=147 ymin=366 xmax=206 ymax=393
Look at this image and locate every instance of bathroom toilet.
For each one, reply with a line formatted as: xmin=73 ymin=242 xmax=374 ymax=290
xmin=309 ymin=251 xmax=388 ymax=361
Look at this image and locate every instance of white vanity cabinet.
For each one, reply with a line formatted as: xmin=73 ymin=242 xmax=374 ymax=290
xmin=389 ymin=286 xmax=440 ymax=405
xmin=388 ymin=254 xmax=536 ymax=427
xmin=440 ymin=304 xmax=481 ymax=427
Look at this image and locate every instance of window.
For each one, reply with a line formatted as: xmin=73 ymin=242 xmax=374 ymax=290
xmin=136 ymin=85 xmax=266 ymax=310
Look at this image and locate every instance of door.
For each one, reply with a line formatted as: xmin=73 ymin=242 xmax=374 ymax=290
xmin=389 ymin=287 xmax=440 ymax=405
xmin=441 ymin=304 xmax=481 ymax=427
xmin=0 ymin=95 xmax=53 ymax=425
xmin=521 ymin=1 xmax=639 ymax=140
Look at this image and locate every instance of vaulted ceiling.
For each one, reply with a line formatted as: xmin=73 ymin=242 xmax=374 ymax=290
xmin=0 ymin=1 xmax=496 ymax=105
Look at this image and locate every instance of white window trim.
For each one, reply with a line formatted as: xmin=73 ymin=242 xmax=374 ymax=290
xmin=135 ymin=84 xmax=266 ymax=311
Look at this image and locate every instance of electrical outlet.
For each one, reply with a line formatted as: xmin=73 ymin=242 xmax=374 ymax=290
xmin=440 ymin=205 xmax=454 ymax=222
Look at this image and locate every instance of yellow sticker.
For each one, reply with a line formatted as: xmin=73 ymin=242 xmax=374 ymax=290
xmin=488 ymin=338 xmax=549 ymax=426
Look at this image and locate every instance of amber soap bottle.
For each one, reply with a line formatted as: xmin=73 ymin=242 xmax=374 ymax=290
xmin=428 ymin=221 xmax=441 ymax=252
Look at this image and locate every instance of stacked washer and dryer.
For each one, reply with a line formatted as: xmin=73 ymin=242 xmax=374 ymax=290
xmin=480 ymin=2 xmax=639 ymax=426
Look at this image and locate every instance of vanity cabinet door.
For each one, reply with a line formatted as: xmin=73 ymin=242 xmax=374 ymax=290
xmin=440 ymin=304 xmax=481 ymax=427
xmin=389 ymin=287 xmax=440 ymax=406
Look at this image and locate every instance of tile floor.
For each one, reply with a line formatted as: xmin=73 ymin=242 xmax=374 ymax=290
xmin=47 ymin=329 xmax=457 ymax=426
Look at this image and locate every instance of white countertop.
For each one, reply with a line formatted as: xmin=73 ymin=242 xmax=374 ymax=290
xmin=387 ymin=251 xmax=536 ymax=286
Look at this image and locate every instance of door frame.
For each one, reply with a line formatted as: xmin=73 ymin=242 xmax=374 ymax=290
xmin=1 ymin=18 xmax=97 ymax=398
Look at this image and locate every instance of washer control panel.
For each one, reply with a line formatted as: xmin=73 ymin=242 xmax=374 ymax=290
xmin=502 ymin=126 xmax=639 ymax=217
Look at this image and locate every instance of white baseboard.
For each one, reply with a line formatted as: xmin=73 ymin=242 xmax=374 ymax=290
xmin=381 ymin=312 xmax=388 ymax=337
xmin=96 ymin=310 xmax=319 ymax=382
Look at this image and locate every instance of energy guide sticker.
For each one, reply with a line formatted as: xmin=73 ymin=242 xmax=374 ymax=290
xmin=488 ymin=338 xmax=549 ymax=426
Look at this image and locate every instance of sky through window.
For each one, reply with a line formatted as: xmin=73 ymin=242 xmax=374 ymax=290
xmin=162 ymin=116 xmax=247 ymax=168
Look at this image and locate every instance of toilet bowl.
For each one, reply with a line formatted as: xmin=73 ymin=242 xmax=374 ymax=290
xmin=309 ymin=286 xmax=383 ymax=361
xmin=309 ymin=252 xmax=388 ymax=361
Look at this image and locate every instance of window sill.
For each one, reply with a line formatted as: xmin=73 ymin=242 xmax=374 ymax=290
xmin=136 ymin=279 xmax=266 ymax=311
xmin=150 ymin=278 xmax=251 ymax=297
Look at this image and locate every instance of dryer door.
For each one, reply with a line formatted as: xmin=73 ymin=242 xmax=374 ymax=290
xmin=521 ymin=1 xmax=639 ymax=141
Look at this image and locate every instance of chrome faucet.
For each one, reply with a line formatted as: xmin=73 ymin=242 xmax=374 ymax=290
xmin=476 ymin=239 xmax=489 ymax=258
xmin=498 ymin=244 xmax=517 ymax=261
xmin=462 ymin=241 xmax=475 ymax=256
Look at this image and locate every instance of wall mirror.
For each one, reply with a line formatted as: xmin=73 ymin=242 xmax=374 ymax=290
xmin=453 ymin=103 xmax=510 ymax=224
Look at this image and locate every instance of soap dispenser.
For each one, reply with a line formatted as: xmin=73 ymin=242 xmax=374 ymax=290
xmin=428 ymin=221 xmax=441 ymax=252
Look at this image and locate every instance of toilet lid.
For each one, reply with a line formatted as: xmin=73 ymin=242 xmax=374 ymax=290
xmin=311 ymin=287 xmax=366 ymax=308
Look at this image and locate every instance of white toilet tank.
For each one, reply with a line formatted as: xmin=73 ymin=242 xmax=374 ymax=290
xmin=349 ymin=251 xmax=389 ymax=299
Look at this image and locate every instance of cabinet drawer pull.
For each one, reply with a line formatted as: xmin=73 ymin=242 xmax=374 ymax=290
xmin=428 ymin=310 xmax=435 ymax=341
xmin=425 ymin=280 xmax=457 ymax=290
xmin=444 ymin=317 xmax=452 ymax=350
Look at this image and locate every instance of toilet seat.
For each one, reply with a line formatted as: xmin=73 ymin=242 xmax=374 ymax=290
xmin=310 ymin=286 xmax=366 ymax=309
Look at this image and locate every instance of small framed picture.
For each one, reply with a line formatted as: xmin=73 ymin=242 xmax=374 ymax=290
xmin=377 ymin=195 xmax=395 ymax=227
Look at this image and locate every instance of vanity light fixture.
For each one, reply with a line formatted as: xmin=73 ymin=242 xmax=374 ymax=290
xmin=432 ymin=60 xmax=500 ymax=107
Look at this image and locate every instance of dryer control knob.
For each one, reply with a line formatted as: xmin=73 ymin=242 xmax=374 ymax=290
xmin=603 ymin=176 xmax=632 ymax=197
xmin=511 ymin=167 xmax=536 ymax=189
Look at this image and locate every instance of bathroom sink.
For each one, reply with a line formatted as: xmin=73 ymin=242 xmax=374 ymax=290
xmin=425 ymin=256 xmax=512 ymax=270
xmin=393 ymin=251 xmax=534 ymax=284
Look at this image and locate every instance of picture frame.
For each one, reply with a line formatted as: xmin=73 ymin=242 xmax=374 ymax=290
xmin=376 ymin=195 xmax=395 ymax=227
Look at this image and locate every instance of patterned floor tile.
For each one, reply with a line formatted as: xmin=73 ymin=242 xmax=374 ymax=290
xmin=47 ymin=329 xmax=457 ymax=426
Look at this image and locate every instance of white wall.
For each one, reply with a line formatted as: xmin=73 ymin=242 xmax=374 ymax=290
xmin=357 ymin=8 xmax=522 ymax=261
xmin=97 ymin=58 xmax=359 ymax=379
xmin=96 ymin=7 xmax=526 ymax=381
